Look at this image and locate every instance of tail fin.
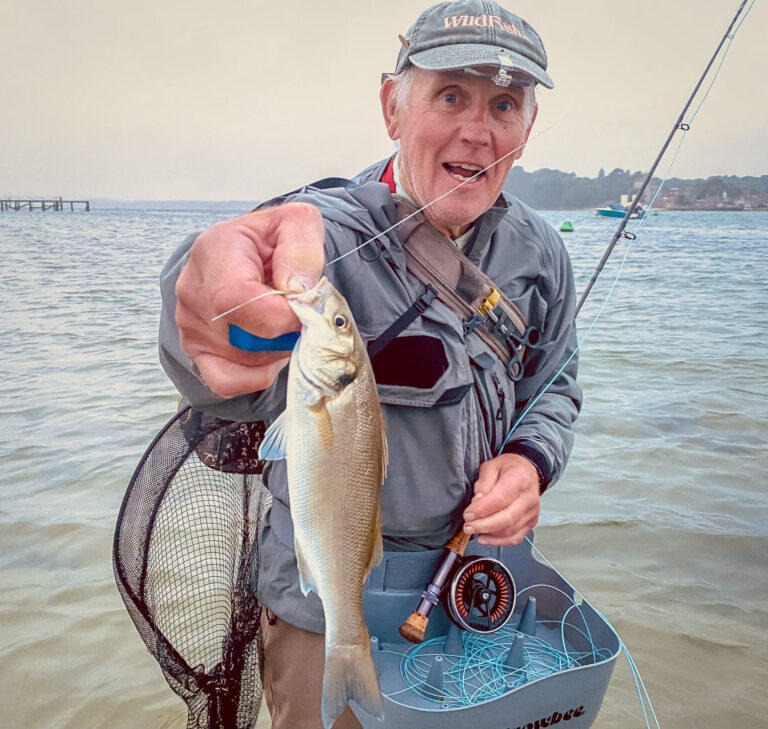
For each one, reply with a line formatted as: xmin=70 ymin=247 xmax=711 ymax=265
xmin=322 ymin=643 xmax=384 ymax=729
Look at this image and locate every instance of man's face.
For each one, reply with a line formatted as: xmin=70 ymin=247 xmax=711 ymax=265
xmin=381 ymin=68 xmax=537 ymax=238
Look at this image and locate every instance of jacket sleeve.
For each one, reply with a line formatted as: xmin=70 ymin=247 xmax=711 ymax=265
xmin=157 ymin=232 xmax=288 ymax=422
xmin=500 ymin=230 xmax=582 ymax=491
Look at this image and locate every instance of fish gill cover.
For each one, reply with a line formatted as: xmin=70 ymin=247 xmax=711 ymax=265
xmin=113 ymin=406 xmax=270 ymax=729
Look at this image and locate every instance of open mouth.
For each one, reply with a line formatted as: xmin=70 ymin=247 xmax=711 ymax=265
xmin=443 ymin=162 xmax=486 ymax=183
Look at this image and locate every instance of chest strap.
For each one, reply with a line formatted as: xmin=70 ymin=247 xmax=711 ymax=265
xmin=367 ymin=284 xmax=439 ymax=359
xmin=392 ymin=196 xmax=540 ymax=381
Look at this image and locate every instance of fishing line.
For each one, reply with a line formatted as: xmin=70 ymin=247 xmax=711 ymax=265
xmin=324 ymin=120 xmax=564 ymax=268
xmin=522 ymin=538 xmax=662 ymax=729
xmin=211 ymin=120 xmax=565 ymax=322
xmin=496 ymin=5 xmax=753 ymax=725
xmin=390 ymin=578 xmax=616 ymax=709
xmin=500 ymin=0 xmax=753 ymax=450
xmin=211 ymin=290 xmax=286 ymax=322
xmin=575 ymin=0 xmax=750 ymax=317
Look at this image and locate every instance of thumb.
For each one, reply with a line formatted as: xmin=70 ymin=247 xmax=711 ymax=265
xmin=268 ymin=203 xmax=326 ymax=291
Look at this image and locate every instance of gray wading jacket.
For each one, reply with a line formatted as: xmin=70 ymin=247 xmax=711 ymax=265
xmin=158 ymin=157 xmax=582 ymax=633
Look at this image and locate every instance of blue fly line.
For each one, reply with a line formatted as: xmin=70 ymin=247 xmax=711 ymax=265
xmin=496 ymin=6 xmax=755 ymax=728
xmin=500 ymin=0 xmax=756 ymax=453
xmin=381 ymin=574 xmax=614 ymax=709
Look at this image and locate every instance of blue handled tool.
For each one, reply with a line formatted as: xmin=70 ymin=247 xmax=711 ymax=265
xmin=228 ymin=324 xmax=300 ymax=352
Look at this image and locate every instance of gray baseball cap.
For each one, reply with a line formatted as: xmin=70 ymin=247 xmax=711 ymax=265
xmin=394 ymin=0 xmax=553 ymax=89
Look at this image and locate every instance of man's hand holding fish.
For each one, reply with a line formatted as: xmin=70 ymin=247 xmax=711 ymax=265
xmin=174 ymin=202 xmax=325 ymax=398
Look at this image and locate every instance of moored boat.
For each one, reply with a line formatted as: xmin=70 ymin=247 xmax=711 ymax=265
xmin=596 ymin=202 xmax=645 ymax=219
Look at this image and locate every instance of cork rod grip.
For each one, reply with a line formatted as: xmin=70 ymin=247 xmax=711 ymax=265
xmin=397 ymin=523 xmax=470 ymax=644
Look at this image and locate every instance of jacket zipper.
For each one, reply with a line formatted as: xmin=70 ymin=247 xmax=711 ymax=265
xmin=491 ymin=371 xmax=507 ymax=450
xmin=472 ymin=361 xmax=497 ymax=448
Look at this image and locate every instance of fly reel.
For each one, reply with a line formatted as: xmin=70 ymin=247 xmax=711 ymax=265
xmin=444 ymin=556 xmax=516 ymax=633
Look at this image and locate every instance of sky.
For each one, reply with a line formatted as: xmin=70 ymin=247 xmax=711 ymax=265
xmin=1 ymin=0 xmax=765 ymax=201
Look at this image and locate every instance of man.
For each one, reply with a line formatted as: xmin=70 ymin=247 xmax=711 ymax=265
xmin=159 ymin=2 xmax=581 ymax=727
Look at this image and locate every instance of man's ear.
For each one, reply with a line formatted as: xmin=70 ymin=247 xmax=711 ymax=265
xmin=380 ymin=77 xmax=401 ymax=141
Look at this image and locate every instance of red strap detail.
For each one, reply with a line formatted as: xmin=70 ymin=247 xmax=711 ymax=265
xmin=381 ymin=157 xmax=396 ymax=194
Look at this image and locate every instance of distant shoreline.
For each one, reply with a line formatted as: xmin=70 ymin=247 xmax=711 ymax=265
xmin=81 ymin=201 xmax=768 ymax=212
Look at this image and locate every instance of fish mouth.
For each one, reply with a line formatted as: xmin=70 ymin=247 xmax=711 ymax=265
xmin=286 ymin=276 xmax=333 ymax=325
xmin=286 ymin=276 xmax=332 ymax=305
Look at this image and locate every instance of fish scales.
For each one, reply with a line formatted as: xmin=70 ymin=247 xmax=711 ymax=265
xmin=259 ymin=276 xmax=387 ymax=728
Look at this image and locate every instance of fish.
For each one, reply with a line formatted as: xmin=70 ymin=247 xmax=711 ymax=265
xmin=259 ymin=276 xmax=387 ymax=728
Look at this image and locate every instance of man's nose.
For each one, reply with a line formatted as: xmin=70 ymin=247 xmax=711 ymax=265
xmin=459 ymin=104 xmax=492 ymax=146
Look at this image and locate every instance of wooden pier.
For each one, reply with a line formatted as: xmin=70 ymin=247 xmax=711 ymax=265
xmin=1 ymin=197 xmax=90 ymax=212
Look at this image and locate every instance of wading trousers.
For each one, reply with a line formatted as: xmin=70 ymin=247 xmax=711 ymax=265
xmin=260 ymin=608 xmax=363 ymax=729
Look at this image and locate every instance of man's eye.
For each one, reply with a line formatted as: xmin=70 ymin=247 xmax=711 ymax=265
xmin=496 ymin=100 xmax=513 ymax=112
xmin=444 ymin=93 xmax=457 ymax=104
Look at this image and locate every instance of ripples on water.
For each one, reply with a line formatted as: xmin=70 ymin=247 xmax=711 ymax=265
xmin=1 ymin=208 xmax=766 ymax=728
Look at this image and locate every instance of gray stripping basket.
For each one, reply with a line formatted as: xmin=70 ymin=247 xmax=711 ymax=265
xmin=356 ymin=539 xmax=620 ymax=729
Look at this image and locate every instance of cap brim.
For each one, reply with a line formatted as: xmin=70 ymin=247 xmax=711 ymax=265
xmin=409 ymin=43 xmax=554 ymax=89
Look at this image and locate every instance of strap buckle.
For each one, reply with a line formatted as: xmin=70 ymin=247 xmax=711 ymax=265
xmin=415 ymin=284 xmax=438 ymax=313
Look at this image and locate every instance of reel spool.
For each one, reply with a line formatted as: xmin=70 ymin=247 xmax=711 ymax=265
xmin=444 ymin=556 xmax=516 ymax=633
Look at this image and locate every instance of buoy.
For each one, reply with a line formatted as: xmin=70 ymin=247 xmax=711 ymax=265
xmin=559 ymin=220 xmax=574 ymax=233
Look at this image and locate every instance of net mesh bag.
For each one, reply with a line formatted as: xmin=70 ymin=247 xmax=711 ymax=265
xmin=113 ymin=406 xmax=271 ymax=729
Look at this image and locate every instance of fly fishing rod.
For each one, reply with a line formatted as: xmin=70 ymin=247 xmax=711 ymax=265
xmin=575 ymin=0 xmax=749 ymax=316
xmin=399 ymin=0 xmax=752 ymax=644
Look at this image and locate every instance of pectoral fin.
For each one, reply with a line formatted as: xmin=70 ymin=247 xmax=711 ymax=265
xmin=259 ymin=411 xmax=289 ymax=461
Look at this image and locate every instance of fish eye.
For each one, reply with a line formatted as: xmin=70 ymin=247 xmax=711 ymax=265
xmin=334 ymin=315 xmax=347 ymax=328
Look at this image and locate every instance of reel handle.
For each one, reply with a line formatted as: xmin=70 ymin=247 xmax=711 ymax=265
xmin=398 ymin=524 xmax=471 ymax=644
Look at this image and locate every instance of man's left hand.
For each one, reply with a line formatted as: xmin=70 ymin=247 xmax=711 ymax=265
xmin=462 ymin=454 xmax=541 ymax=546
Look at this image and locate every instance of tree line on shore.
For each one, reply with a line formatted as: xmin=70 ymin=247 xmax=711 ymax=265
xmin=504 ymin=167 xmax=768 ymax=210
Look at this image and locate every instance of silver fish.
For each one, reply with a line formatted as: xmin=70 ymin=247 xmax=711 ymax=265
xmin=259 ymin=276 xmax=387 ymax=728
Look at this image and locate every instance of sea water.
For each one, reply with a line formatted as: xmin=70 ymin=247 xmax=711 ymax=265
xmin=1 ymin=207 xmax=766 ymax=728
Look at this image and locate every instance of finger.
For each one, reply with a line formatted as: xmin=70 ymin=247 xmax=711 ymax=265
xmin=464 ymin=499 xmax=534 ymax=538
xmin=200 ymin=263 xmax=299 ymax=338
xmin=476 ymin=523 xmax=535 ymax=547
xmin=179 ymin=248 xmax=300 ymax=346
xmin=226 ymin=291 xmax=300 ymax=340
xmin=263 ymin=203 xmax=326 ymax=292
xmin=464 ymin=486 xmax=514 ymax=521
xmin=195 ymin=352 xmax=290 ymax=400
xmin=177 ymin=296 xmax=293 ymax=368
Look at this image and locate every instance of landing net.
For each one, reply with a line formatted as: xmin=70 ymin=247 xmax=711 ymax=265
xmin=113 ymin=407 xmax=270 ymax=729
